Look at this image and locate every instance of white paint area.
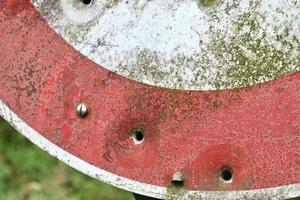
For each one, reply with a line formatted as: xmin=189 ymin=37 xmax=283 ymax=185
xmin=0 ymin=100 xmax=299 ymax=199
xmin=32 ymin=0 xmax=299 ymax=90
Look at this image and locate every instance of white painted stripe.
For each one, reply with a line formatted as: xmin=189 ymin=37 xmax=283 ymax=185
xmin=32 ymin=0 xmax=300 ymax=90
xmin=0 ymin=100 xmax=299 ymax=199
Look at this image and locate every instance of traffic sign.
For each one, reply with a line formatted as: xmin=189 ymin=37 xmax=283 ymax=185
xmin=0 ymin=0 xmax=299 ymax=199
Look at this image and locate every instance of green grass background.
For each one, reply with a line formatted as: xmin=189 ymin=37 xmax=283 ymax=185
xmin=0 ymin=118 xmax=134 ymax=200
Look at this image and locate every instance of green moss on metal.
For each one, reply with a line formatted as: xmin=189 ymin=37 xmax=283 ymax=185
xmin=119 ymin=49 xmax=172 ymax=87
xmin=209 ymin=1 xmax=300 ymax=89
xmin=47 ymin=0 xmax=299 ymax=90
xmin=198 ymin=0 xmax=217 ymax=7
xmin=119 ymin=0 xmax=299 ymax=90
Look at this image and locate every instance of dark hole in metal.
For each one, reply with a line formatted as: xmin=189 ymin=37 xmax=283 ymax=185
xmin=171 ymin=180 xmax=184 ymax=187
xmin=220 ymin=167 xmax=233 ymax=182
xmin=131 ymin=128 xmax=144 ymax=143
xmin=171 ymin=172 xmax=185 ymax=187
xmin=81 ymin=0 xmax=92 ymax=5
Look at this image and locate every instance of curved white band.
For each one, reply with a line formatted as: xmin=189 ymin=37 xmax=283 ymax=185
xmin=33 ymin=0 xmax=300 ymax=90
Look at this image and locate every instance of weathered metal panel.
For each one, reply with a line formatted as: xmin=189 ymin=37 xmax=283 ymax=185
xmin=0 ymin=0 xmax=299 ymax=199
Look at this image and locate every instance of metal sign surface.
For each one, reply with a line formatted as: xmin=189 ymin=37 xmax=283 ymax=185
xmin=0 ymin=0 xmax=299 ymax=199
xmin=33 ymin=0 xmax=300 ymax=91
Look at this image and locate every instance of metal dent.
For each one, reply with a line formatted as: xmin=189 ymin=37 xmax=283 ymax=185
xmin=0 ymin=100 xmax=299 ymax=199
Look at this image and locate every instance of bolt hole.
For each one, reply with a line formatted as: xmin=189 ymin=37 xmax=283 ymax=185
xmin=171 ymin=180 xmax=184 ymax=187
xmin=171 ymin=172 xmax=185 ymax=187
xmin=131 ymin=128 xmax=144 ymax=144
xmin=81 ymin=0 xmax=92 ymax=5
xmin=220 ymin=167 xmax=233 ymax=182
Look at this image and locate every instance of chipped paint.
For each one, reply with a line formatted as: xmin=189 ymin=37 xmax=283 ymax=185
xmin=33 ymin=0 xmax=299 ymax=90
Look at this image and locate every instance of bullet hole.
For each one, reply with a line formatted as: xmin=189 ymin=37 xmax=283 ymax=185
xmin=171 ymin=179 xmax=184 ymax=187
xmin=131 ymin=128 xmax=144 ymax=144
xmin=81 ymin=0 xmax=92 ymax=5
xmin=171 ymin=172 xmax=185 ymax=187
xmin=220 ymin=167 xmax=233 ymax=182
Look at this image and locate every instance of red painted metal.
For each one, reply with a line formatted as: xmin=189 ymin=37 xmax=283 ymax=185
xmin=0 ymin=0 xmax=299 ymax=193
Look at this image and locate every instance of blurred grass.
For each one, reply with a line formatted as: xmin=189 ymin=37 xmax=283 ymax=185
xmin=0 ymin=118 xmax=134 ymax=200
